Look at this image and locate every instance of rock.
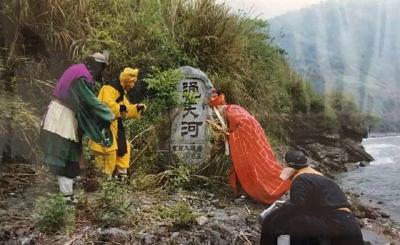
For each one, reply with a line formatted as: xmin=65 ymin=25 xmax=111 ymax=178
xmin=377 ymin=201 xmax=383 ymax=204
xmin=15 ymin=228 xmax=28 ymax=236
xmin=343 ymin=139 xmax=374 ymax=162
xmin=19 ymin=236 xmax=34 ymax=245
xmin=196 ymin=216 xmax=208 ymax=226
xmin=97 ymin=227 xmax=128 ymax=242
xmin=340 ymin=124 xmax=368 ymax=142
xmin=234 ymin=195 xmax=248 ymax=204
xmin=171 ymin=66 xmax=214 ymax=164
xmin=144 ymin=234 xmax=156 ymax=244
xmin=364 ymin=209 xmax=378 ymax=219
xmin=0 ymin=229 xmax=9 ymax=240
xmin=380 ymin=212 xmax=390 ymax=218
xmin=359 ymin=161 xmax=370 ymax=167
xmin=170 ymin=232 xmax=180 ymax=239
xmin=141 ymin=204 xmax=152 ymax=211
xmin=344 ymin=163 xmax=359 ymax=172
xmin=210 ymin=209 xmax=229 ymax=221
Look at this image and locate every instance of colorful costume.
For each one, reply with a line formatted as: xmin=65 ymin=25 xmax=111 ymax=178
xmin=208 ymin=92 xmax=290 ymax=204
xmin=39 ymin=56 xmax=113 ymax=197
xmin=224 ymin=105 xmax=291 ymax=204
xmin=90 ymin=68 xmax=145 ymax=176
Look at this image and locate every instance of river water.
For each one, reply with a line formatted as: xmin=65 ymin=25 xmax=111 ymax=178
xmin=338 ymin=136 xmax=400 ymax=222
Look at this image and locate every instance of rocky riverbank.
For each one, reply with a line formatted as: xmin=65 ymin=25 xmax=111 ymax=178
xmin=283 ymin=113 xmax=400 ymax=244
xmin=290 ymin=113 xmax=374 ymax=174
xmin=1 ymin=160 xmax=399 ymax=245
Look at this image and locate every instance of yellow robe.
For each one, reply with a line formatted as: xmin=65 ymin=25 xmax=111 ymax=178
xmin=89 ymin=84 xmax=140 ymax=175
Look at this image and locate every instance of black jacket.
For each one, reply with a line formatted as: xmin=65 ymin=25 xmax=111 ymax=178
xmin=282 ymin=173 xmax=351 ymax=215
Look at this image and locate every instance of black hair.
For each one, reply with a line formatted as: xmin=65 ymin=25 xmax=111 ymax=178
xmin=84 ymin=57 xmax=106 ymax=82
xmin=285 ymin=150 xmax=308 ymax=169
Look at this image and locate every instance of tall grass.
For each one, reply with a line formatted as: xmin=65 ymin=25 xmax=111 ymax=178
xmin=3 ymin=0 xmax=90 ymax=52
xmin=0 ymin=0 xmax=374 ymax=167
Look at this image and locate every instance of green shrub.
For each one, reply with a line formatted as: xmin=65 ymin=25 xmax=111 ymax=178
xmin=33 ymin=193 xmax=75 ymax=234
xmin=155 ymin=202 xmax=197 ymax=229
xmin=94 ymin=178 xmax=133 ymax=227
xmin=167 ymin=163 xmax=192 ymax=189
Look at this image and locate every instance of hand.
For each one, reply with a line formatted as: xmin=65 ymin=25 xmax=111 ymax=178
xmin=101 ymin=128 xmax=113 ymax=147
xmin=119 ymin=104 xmax=127 ymax=112
xmin=136 ymin=103 xmax=147 ymax=113
xmin=207 ymin=120 xmax=230 ymax=136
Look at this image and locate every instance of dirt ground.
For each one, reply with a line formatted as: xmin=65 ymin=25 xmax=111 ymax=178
xmin=0 ymin=163 xmax=399 ymax=245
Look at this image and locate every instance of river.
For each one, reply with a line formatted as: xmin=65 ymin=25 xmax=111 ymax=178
xmin=338 ymin=135 xmax=400 ymax=222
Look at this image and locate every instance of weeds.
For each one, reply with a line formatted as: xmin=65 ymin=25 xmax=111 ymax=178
xmin=94 ymin=178 xmax=134 ymax=227
xmin=32 ymin=193 xmax=75 ymax=234
xmin=166 ymin=163 xmax=192 ymax=189
xmin=0 ymin=92 xmax=40 ymax=161
xmin=155 ymin=202 xmax=197 ymax=229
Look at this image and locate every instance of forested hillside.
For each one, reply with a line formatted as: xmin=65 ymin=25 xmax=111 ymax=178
xmin=269 ymin=0 xmax=400 ymax=132
xmin=1 ymin=0 xmax=348 ymax=162
xmin=1 ymin=0 xmax=377 ymax=163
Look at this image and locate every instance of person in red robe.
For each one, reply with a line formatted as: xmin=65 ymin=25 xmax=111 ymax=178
xmin=208 ymin=90 xmax=291 ymax=204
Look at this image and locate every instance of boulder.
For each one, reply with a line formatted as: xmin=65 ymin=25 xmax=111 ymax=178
xmin=359 ymin=161 xmax=370 ymax=167
xmin=344 ymin=163 xmax=359 ymax=172
xmin=342 ymin=139 xmax=374 ymax=162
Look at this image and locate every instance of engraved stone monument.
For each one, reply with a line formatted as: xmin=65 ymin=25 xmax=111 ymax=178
xmin=170 ymin=66 xmax=214 ymax=164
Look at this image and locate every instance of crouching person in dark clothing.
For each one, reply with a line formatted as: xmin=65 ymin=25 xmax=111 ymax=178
xmin=260 ymin=150 xmax=363 ymax=245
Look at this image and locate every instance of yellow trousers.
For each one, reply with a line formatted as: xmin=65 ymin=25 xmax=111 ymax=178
xmin=93 ymin=143 xmax=130 ymax=176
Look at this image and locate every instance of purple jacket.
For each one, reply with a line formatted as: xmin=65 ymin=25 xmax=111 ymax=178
xmin=53 ymin=64 xmax=94 ymax=100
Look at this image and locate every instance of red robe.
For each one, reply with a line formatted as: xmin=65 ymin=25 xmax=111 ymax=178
xmin=225 ymin=105 xmax=291 ymax=204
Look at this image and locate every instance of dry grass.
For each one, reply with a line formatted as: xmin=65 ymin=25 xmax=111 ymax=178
xmin=4 ymin=0 xmax=91 ymax=52
xmin=0 ymin=92 xmax=41 ymax=161
xmin=168 ymin=0 xmax=250 ymax=73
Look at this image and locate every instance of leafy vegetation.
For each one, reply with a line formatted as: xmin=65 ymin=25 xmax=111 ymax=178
xmin=1 ymin=0 xmax=376 ymax=170
xmin=0 ymin=0 xmax=376 ymax=168
xmin=32 ymin=193 xmax=75 ymax=234
xmin=94 ymin=178 xmax=135 ymax=227
xmin=155 ymin=202 xmax=198 ymax=229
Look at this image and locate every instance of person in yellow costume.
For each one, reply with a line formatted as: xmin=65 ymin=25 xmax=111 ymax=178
xmin=90 ymin=68 xmax=146 ymax=177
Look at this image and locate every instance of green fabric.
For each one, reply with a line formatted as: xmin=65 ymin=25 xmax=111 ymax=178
xmin=39 ymin=78 xmax=113 ymax=168
xmin=38 ymin=130 xmax=80 ymax=167
xmin=69 ymin=78 xmax=114 ymax=144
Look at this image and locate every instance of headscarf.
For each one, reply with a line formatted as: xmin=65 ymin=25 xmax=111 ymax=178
xmin=53 ymin=53 xmax=108 ymax=100
xmin=119 ymin=68 xmax=139 ymax=90
xmin=53 ymin=64 xmax=94 ymax=100
xmin=208 ymin=89 xmax=226 ymax=107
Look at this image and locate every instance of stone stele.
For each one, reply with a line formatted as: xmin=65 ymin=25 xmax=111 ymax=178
xmin=170 ymin=66 xmax=214 ymax=164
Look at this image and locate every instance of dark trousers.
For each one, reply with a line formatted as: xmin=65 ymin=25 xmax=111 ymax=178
xmin=50 ymin=161 xmax=80 ymax=179
xmin=260 ymin=209 xmax=363 ymax=245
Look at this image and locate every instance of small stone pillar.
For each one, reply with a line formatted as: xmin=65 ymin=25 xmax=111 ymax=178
xmin=170 ymin=66 xmax=214 ymax=164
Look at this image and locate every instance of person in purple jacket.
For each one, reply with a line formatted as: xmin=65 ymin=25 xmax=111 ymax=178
xmin=39 ymin=53 xmax=114 ymax=202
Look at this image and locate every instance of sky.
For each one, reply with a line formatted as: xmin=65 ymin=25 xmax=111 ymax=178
xmin=217 ymin=0 xmax=327 ymax=19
